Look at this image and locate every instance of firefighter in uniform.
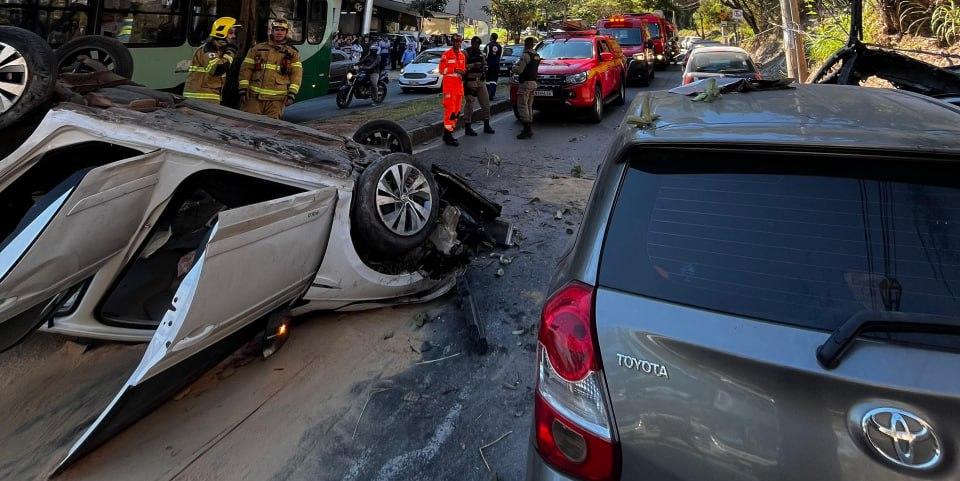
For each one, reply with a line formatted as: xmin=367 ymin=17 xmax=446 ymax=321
xmin=238 ymin=19 xmax=303 ymax=119
xmin=462 ymin=36 xmax=494 ymax=136
xmin=512 ymin=36 xmax=541 ymax=139
xmin=439 ymin=34 xmax=466 ymax=147
xmin=183 ymin=17 xmax=240 ymax=104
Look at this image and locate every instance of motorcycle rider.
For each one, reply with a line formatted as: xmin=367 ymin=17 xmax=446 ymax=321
xmin=183 ymin=16 xmax=240 ymax=104
xmin=354 ymin=44 xmax=381 ymax=93
xmin=462 ymin=36 xmax=494 ymax=136
xmin=439 ymin=34 xmax=466 ymax=147
xmin=238 ymin=18 xmax=302 ymax=119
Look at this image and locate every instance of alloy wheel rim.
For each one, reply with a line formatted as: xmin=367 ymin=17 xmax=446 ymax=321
xmin=360 ymin=128 xmax=403 ymax=153
xmin=375 ymin=163 xmax=432 ymax=236
xmin=0 ymin=41 xmax=28 ymax=114
xmin=62 ymin=48 xmax=116 ymax=73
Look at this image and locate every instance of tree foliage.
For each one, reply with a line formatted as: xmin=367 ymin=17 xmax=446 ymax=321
xmin=482 ymin=0 xmax=541 ymax=41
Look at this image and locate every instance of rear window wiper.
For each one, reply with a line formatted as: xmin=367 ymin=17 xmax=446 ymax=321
xmin=817 ymin=310 xmax=960 ymax=369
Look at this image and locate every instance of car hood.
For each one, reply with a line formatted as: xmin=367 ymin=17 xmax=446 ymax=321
xmin=403 ymin=62 xmax=440 ymax=74
xmin=537 ymin=58 xmax=595 ymax=75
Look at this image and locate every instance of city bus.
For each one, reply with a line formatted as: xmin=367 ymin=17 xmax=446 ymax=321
xmin=0 ymin=0 xmax=339 ymax=99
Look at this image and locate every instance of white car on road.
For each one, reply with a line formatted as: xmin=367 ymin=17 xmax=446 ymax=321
xmin=398 ymin=47 xmax=446 ymax=92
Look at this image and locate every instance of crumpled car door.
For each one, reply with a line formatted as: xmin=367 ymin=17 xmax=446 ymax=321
xmin=0 ymin=154 xmax=164 ymax=351
xmin=55 ymin=186 xmax=337 ymax=473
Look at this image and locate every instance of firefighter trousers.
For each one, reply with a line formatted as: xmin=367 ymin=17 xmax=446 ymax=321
xmin=442 ymin=75 xmax=464 ymax=132
xmin=243 ymin=98 xmax=285 ymax=119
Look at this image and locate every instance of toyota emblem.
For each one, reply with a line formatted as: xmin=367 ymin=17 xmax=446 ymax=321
xmin=861 ymin=407 xmax=942 ymax=470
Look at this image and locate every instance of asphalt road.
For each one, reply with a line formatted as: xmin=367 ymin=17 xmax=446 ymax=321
xmin=282 ymin=69 xmax=441 ymax=123
xmin=0 ymin=66 xmax=682 ymax=481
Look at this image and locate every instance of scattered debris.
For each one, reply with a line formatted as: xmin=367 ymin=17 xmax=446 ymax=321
xmin=457 ymin=276 xmax=489 ymax=354
xmin=511 ymin=328 xmax=526 ymax=335
xmin=498 ymin=255 xmax=513 ymax=266
xmin=502 ymin=383 xmax=518 ymax=391
xmin=413 ymin=312 xmax=433 ymax=329
xmin=625 ymin=93 xmax=661 ymax=129
xmin=692 ymin=78 xmax=722 ymax=102
xmin=566 ymin=228 xmax=574 ymax=235
xmin=495 ymin=268 xmax=505 ymax=277
xmin=416 ymin=352 xmax=462 ymax=365
xmin=570 ymin=165 xmax=584 ymax=178
xmin=554 ymin=210 xmax=563 ymax=220
xmin=479 ymin=430 xmax=514 ymax=472
xmin=382 ymin=331 xmax=394 ymax=340
xmin=353 ymin=387 xmax=392 ymax=438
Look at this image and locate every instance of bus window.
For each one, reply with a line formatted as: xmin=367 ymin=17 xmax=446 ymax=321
xmin=100 ymin=0 xmax=186 ymax=46
xmin=267 ymin=0 xmax=304 ymax=44
xmin=307 ymin=0 xmax=326 ymax=45
xmin=1 ymin=1 xmax=92 ymax=45
xmin=189 ymin=0 xmax=217 ymax=46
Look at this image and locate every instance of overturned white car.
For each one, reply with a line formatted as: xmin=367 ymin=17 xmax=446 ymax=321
xmin=1 ymin=27 xmax=506 ymax=474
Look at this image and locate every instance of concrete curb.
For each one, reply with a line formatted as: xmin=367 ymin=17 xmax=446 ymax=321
xmin=408 ymin=98 xmax=513 ymax=145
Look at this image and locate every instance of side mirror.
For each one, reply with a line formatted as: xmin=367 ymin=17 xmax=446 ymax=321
xmin=599 ymin=51 xmax=614 ymax=62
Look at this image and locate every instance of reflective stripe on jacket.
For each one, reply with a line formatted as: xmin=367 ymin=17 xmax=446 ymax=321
xmin=238 ymin=40 xmax=303 ymax=101
xmin=183 ymin=40 xmax=234 ymax=102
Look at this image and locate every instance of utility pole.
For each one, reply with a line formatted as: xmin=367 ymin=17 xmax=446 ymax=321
xmin=780 ymin=0 xmax=809 ymax=81
xmin=456 ymin=0 xmax=465 ymax=35
xmin=362 ymin=0 xmax=374 ymax=34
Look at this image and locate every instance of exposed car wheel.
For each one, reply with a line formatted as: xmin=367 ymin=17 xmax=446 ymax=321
xmin=336 ymin=89 xmax=351 ymax=108
xmin=587 ymin=84 xmax=603 ymax=123
xmin=0 ymin=27 xmax=55 ymax=130
xmin=56 ymin=35 xmax=134 ymax=78
xmin=352 ymin=153 xmax=439 ymax=260
xmin=613 ymin=74 xmax=626 ymax=106
xmin=352 ymin=119 xmax=413 ymax=154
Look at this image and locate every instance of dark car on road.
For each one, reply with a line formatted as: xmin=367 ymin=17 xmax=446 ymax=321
xmin=526 ymin=85 xmax=960 ymax=481
xmin=499 ymin=44 xmax=522 ymax=76
xmin=328 ymin=48 xmax=357 ymax=91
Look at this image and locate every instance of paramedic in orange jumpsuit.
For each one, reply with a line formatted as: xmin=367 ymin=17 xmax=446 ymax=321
xmin=439 ymin=34 xmax=466 ymax=147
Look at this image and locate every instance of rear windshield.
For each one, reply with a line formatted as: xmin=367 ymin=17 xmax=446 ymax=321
xmin=600 ymin=28 xmax=643 ymax=46
xmin=690 ymin=51 xmax=755 ymax=73
xmin=537 ymin=40 xmax=594 ymax=60
xmin=599 ymin=149 xmax=960 ymax=346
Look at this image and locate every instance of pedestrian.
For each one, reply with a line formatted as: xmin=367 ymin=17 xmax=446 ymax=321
xmin=391 ymin=35 xmax=402 ymax=70
xmin=512 ymin=36 xmax=540 ymax=139
xmin=378 ymin=36 xmax=391 ymax=71
xmin=483 ymin=32 xmax=502 ymax=99
xmin=439 ymin=34 xmax=466 ymax=146
xmin=183 ymin=16 xmax=240 ymax=104
xmin=462 ymin=36 xmax=495 ymax=136
xmin=238 ymin=19 xmax=302 ymax=119
xmin=401 ymin=42 xmax=417 ymax=67
xmin=350 ymin=38 xmax=363 ymax=61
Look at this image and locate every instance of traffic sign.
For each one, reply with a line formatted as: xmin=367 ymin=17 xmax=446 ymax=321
xmin=731 ymin=9 xmax=744 ymax=20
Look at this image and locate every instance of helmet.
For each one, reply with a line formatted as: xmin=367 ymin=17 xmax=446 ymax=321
xmin=210 ymin=17 xmax=238 ymax=39
xmin=271 ymin=18 xmax=290 ymax=30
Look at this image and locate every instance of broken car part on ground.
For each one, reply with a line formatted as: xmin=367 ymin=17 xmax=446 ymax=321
xmin=0 ymin=26 xmax=508 ymax=477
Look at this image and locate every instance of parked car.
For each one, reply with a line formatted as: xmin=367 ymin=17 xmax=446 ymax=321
xmin=682 ymin=46 xmax=760 ymax=84
xmin=499 ymin=44 xmax=522 ymax=76
xmin=328 ymin=48 xmax=357 ymax=91
xmin=508 ymin=31 xmax=626 ymax=123
xmin=598 ymin=14 xmax=656 ymax=86
xmin=526 ymin=84 xmax=960 ymax=481
xmin=399 ymin=47 xmax=445 ymax=92
xmin=0 ymin=26 xmax=507 ymax=476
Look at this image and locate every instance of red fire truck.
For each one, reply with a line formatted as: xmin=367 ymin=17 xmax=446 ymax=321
xmin=599 ymin=12 xmax=676 ymax=71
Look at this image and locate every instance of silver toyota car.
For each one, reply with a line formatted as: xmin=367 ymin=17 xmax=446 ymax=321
xmin=527 ymin=85 xmax=960 ymax=481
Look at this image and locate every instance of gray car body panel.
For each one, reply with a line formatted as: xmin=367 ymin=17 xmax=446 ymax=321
xmin=528 ymin=84 xmax=960 ymax=481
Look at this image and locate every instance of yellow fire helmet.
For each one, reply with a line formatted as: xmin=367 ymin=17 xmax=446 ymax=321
xmin=271 ymin=18 xmax=290 ymax=30
xmin=210 ymin=17 xmax=239 ymax=39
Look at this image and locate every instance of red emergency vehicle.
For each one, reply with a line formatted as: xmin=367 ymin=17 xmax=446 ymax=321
xmin=509 ymin=30 xmax=627 ymax=123
xmin=604 ymin=12 xmax=676 ymax=70
xmin=597 ymin=15 xmax=656 ymax=86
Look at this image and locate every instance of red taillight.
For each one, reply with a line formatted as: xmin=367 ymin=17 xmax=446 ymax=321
xmin=535 ymin=394 xmax=620 ymax=481
xmin=682 ymin=74 xmax=694 ymax=85
xmin=538 ymin=282 xmax=597 ymax=381
xmin=534 ymin=282 xmax=619 ymax=481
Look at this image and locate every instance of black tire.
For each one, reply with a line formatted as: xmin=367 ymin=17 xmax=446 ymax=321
xmin=352 ymin=119 xmax=413 ymax=154
xmin=352 ymin=153 xmax=439 ymax=260
xmin=372 ymin=83 xmax=387 ymax=104
xmin=336 ymin=88 xmax=351 ymax=108
xmin=56 ymin=35 xmax=134 ymax=78
xmin=0 ymin=27 xmax=56 ymax=130
xmin=586 ymin=84 xmax=603 ymax=123
xmin=637 ymin=67 xmax=650 ymax=87
xmin=612 ymin=74 xmax=626 ymax=106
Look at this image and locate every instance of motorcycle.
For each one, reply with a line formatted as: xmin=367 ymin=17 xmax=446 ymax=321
xmin=336 ymin=66 xmax=388 ymax=108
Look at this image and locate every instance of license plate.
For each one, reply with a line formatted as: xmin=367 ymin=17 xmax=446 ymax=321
xmin=409 ymin=80 xmax=421 ymax=85
xmin=534 ymin=90 xmax=553 ymax=97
